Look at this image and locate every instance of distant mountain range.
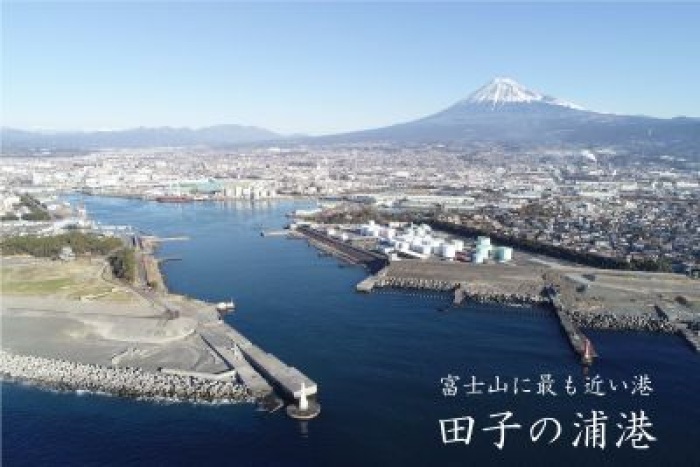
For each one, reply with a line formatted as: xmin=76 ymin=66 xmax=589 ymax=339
xmin=3 ymin=78 xmax=699 ymax=153
xmin=1 ymin=124 xmax=282 ymax=149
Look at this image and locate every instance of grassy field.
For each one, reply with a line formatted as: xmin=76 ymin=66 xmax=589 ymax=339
xmin=2 ymin=258 xmax=137 ymax=302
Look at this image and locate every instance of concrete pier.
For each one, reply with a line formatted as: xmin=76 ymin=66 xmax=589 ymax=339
xmin=200 ymin=323 xmax=318 ymax=403
xmin=453 ymin=283 xmax=467 ymax=305
xmin=222 ymin=326 xmax=318 ymax=400
xmin=548 ymin=291 xmax=598 ymax=362
xmin=199 ymin=326 xmax=274 ymax=398
xmin=356 ymin=276 xmax=378 ymax=293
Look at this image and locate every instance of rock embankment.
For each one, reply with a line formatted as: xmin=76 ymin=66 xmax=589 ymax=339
xmin=374 ymin=277 xmax=546 ymax=305
xmin=0 ymin=350 xmax=252 ymax=404
xmin=565 ymin=310 xmax=677 ymax=333
xmin=375 ymin=276 xmax=455 ymax=291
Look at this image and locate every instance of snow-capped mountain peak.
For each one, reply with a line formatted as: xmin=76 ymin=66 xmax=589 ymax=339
xmin=463 ymin=77 xmax=584 ymax=110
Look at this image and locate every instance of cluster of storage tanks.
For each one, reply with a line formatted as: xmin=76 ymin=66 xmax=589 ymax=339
xmin=355 ymin=221 xmax=514 ymax=263
xmin=472 ymin=236 xmax=513 ymax=264
xmin=359 ymin=221 xmax=464 ymax=259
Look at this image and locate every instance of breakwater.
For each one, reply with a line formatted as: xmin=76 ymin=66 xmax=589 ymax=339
xmin=0 ymin=351 xmax=252 ymax=404
xmin=565 ymin=310 xmax=677 ymax=333
xmin=372 ymin=276 xmax=546 ymax=306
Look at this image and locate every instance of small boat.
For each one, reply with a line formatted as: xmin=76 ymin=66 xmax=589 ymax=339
xmin=216 ymin=300 xmax=235 ymax=312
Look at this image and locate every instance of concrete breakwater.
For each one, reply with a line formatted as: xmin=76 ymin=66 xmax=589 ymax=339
xmin=566 ymin=310 xmax=677 ymax=333
xmin=0 ymin=350 xmax=252 ymax=404
xmin=372 ymin=276 xmax=546 ymax=306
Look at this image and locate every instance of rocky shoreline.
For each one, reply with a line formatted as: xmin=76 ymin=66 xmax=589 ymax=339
xmin=565 ymin=310 xmax=677 ymax=333
xmin=0 ymin=350 xmax=253 ymax=404
xmin=375 ymin=276 xmax=456 ymax=291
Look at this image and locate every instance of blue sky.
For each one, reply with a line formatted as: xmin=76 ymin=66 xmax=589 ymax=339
xmin=2 ymin=2 xmax=699 ymax=134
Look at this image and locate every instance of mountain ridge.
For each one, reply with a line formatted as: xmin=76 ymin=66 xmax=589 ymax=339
xmin=3 ymin=78 xmax=699 ymax=153
xmin=1 ymin=124 xmax=282 ymax=149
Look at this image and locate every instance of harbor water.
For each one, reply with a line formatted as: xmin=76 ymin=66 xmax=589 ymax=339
xmin=3 ymin=197 xmax=699 ymax=466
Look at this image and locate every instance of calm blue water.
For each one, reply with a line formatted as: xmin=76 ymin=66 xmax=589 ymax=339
xmin=3 ymin=197 xmax=699 ymax=466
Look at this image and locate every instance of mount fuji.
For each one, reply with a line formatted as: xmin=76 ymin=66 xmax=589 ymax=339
xmin=319 ymin=77 xmax=700 ymax=152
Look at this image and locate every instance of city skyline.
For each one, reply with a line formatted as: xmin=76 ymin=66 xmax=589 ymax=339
xmin=3 ymin=2 xmax=699 ymax=134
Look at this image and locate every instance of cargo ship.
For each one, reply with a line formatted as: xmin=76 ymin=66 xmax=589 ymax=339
xmin=155 ymin=195 xmax=194 ymax=203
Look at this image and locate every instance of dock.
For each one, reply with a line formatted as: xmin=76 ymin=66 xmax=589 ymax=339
xmin=297 ymin=226 xmax=388 ymax=273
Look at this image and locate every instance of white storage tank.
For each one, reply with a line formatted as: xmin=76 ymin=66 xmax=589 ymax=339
xmin=476 ymin=236 xmax=491 ymax=247
xmin=495 ymin=246 xmax=513 ymax=262
xmin=475 ymin=244 xmax=491 ymax=259
xmin=419 ymin=244 xmax=432 ymax=255
xmin=441 ymin=244 xmax=456 ymax=259
xmin=452 ymin=239 xmax=464 ymax=251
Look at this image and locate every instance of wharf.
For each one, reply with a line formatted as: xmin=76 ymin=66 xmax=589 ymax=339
xmin=297 ymin=226 xmax=388 ymax=272
xmin=142 ymin=235 xmax=190 ymax=242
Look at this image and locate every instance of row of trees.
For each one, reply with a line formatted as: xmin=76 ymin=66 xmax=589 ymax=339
xmin=19 ymin=194 xmax=51 ymax=221
xmin=429 ymin=219 xmax=673 ymax=272
xmin=1 ymin=232 xmax=123 ymax=257
xmin=108 ymin=248 xmax=135 ymax=283
xmin=1 ymin=232 xmax=137 ymax=283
